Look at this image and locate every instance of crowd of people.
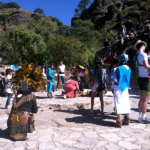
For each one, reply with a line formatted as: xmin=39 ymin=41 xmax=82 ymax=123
xmin=0 ymin=20 xmax=150 ymax=141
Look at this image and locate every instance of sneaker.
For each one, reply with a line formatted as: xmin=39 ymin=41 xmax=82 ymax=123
xmin=88 ymin=110 xmax=94 ymax=115
xmin=142 ymin=117 xmax=150 ymax=124
xmin=138 ymin=118 xmax=145 ymax=124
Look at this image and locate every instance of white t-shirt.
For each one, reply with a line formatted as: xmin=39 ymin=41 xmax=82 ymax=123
xmin=5 ymin=75 xmax=12 ymax=94
xmin=135 ymin=52 xmax=149 ymax=77
xmin=58 ymin=64 xmax=65 ymax=76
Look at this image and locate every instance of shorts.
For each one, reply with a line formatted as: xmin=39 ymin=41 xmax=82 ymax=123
xmin=92 ymin=83 xmax=104 ymax=93
xmin=138 ymin=77 xmax=150 ymax=95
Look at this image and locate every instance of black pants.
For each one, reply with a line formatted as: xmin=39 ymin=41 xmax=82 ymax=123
xmin=0 ymin=79 xmax=5 ymax=96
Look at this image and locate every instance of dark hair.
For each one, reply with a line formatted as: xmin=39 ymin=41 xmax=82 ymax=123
xmin=95 ymin=62 xmax=103 ymax=83
xmin=6 ymin=69 xmax=12 ymax=76
xmin=136 ymin=43 xmax=144 ymax=50
xmin=14 ymin=61 xmax=19 ymax=64
xmin=69 ymin=76 xmax=74 ymax=80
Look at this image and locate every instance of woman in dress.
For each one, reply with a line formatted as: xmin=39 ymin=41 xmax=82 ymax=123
xmin=107 ymin=54 xmax=131 ymax=127
xmin=65 ymin=76 xmax=79 ymax=98
xmin=7 ymin=62 xmax=47 ymax=141
xmin=47 ymin=64 xmax=54 ymax=98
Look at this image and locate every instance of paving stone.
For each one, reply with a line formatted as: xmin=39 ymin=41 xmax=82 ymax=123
xmin=131 ymin=124 xmax=146 ymax=129
xmin=38 ymin=134 xmax=52 ymax=142
xmin=124 ymin=138 xmax=136 ymax=142
xmin=118 ymin=141 xmax=141 ymax=150
xmin=26 ymin=141 xmax=37 ymax=149
xmin=11 ymin=147 xmax=25 ymax=150
xmin=105 ymin=143 xmax=120 ymax=150
xmin=70 ymin=127 xmax=85 ymax=131
xmin=94 ymin=141 xmax=108 ymax=149
xmin=61 ymin=147 xmax=77 ymax=150
xmin=83 ymin=131 xmax=98 ymax=139
xmin=60 ymin=139 xmax=77 ymax=146
xmin=68 ymin=132 xmax=82 ymax=140
xmin=54 ymin=142 xmax=63 ymax=148
xmin=39 ymin=142 xmax=55 ymax=150
xmin=78 ymin=137 xmax=97 ymax=145
xmin=119 ymin=133 xmax=131 ymax=138
xmin=107 ymin=128 xmax=120 ymax=132
xmin=138 ymin=139 xmax=150 ymax=145
xmin=101 ymin=133 xmax=122 ymax=142
xmin=143 ymin=128 xmax=150 ymax=132
xmin=134 ymin=132 xmax=150 ymax=140
xmin=72 ymin=143 xmax=91 ymax=149
xmin=142 ymin=144 xmax=150 ymax=150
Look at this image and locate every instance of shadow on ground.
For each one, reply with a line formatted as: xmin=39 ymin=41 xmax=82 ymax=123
xmin=54 ymin=109 xmax=138 ymax=127
xmin=0 ymin=128 xmax=11 ymax=140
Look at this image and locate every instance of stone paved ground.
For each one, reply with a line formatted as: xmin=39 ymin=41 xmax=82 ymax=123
xmin=0 ymin=90 xmax=150 ymax=150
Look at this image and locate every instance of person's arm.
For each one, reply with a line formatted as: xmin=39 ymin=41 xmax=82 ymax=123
xmin=91 ymin=74 xmax=95 ymax=88
xmin=64 ymin=66 xmax=66 ymax=76
xmin=143 ymin=60 xmax=150 ymax=71
xmin=76 ymin=82 xmax=79 ymax=91
xmin=104 ymin=71 xmax=107 ymax=93
xmin=0 ymin=74 xmax=5 ymax=78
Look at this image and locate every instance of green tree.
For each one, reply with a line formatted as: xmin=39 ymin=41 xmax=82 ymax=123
xmin=34 ymin=7 xmax=45 ymax=15
xmin=47 ymin=35 xmax=90 ymax=67
xmin=6 ymin=26 xmax=46 ymax=63
xmin=75 ymin=0 xmax=91 ymax=14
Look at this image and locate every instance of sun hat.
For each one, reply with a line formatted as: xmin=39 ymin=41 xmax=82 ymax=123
xmin=134 ymin=40 xmax=147 ymax=51
xmin=125 ymin=35 xmax=129 ymax=38
xmin=43 ymin=63 xmax=46 ymax=66
xmin=105 ymin=38 xmax=108 ymax=40
xmin=118 ymin=54 xmax=128 ymax=63
xmin=0 ymin=57 xmax=2 ymax=60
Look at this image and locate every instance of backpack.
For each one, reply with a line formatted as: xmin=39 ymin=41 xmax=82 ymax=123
xmin=134 ymin=52 xmax=144 ymax=67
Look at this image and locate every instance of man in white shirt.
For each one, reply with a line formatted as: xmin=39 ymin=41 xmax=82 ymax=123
xmin=56 ymin=61 xmax=65 ymax=90
xmin=134 ymin=40 xmax=150 ymax=123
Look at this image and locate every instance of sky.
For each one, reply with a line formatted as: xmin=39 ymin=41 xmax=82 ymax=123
xmin=3 ymin=0 xmax=94 ymax=26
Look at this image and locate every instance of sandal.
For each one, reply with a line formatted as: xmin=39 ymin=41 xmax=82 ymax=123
xmin=115 ymin=118 xmax=122 ymax=128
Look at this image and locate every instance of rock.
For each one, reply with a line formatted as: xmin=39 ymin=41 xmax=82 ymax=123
xmin=124 ymin=138 xmax=136 ymax=142
xmin=83 ymin=131 xmax=98 ymax=139
xmin=119 ymin=133 xmax=130 ymax=138
xmin=131 ymin=124 xmax=146 ymax=129
xmin=72 ymin=143 xmax=91 ymax=149
xmin=118 ymin=141 xmax=141 ymax=150
xmin=101 ymin=133 xmax=121 ymax=142
xmin=105 ymin=143 xmax=120 ymax=150
xmin=60 ymin=139 xmax=77 ymax=146
xmin=68 ymin=132 xmax=82 ymax=140
xmin=39 ymin=142 xmax=55 ymax=150
xmin=26 ymin=141 xmax=37 ymax=149
xmin=94 ymin=141 xmax=108 ymax=149
xmin=78 ymin=137 xmax=98 ymax=145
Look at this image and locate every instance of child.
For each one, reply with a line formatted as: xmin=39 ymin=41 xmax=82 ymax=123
xmin=89 ymin=61 xmax=107 ymax=115
xmin=5 ymin=69 xmax=13 ymax=109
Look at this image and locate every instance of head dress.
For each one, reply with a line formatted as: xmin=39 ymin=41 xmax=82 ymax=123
xmin=11 ymin=62 xmax=47 ymax=91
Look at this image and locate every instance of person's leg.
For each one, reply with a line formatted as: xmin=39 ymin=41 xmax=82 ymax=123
xmin=99 ymin=92 xmax=104 ymax=113
xmin=57 ymin=76 xmax=61 ymax=89
xmin=62 ymin=76 xmax=65 ymax=85
xmin=6 ymin=93 xmax=12 ymax=108
xmin=90 ymin=92 xmax=96 ymax=114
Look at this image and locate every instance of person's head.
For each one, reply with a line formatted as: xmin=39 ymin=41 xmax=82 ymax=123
xmin=134 ymin=40 xmax=147 ymax=52
xmin=0 ymin=57 xmax=2 ymax=63
xmin=49 ymin=64 xmax=54 ymax=69
xmin=69 ymin=76 xmax=75 ymax=81
xmin=133 ymin=30 xmax=136 ymax=35
xmin=14 ymin=61 xmax=19 ymax=66
xmin=60 ymin=61 xmax=63 ymax=65
xmin=118 ymin=54 xmax=128 ymax=64
xmin=121 ymin=22 xmax=123 ymax=26
xmin=105 ymin=38 xmax=108 ymax=42
xmin=6 ymin=68 xmax=13 ymax=76
xmin=43 ymin=63 xmax=46 ymax=67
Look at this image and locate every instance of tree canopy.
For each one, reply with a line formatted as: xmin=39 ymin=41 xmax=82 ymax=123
xmin=34 ymin=7 xmax=45 ymax=15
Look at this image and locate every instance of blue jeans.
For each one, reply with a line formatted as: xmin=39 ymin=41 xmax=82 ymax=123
xmin=6 ymin=93 xmax=12 ymax=105
xmin=57 ymin=76 xmax=65 ymax=89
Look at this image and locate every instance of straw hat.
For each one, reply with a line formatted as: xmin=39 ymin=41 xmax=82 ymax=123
xmin=134 ymin=40 xmax=147 ymax=51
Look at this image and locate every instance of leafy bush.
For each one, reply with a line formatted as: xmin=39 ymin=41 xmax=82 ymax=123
xmin=133 ymin=4 xmax=139 ymax=10
xmin=34 ymin=14 xmax=41 ymax=20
